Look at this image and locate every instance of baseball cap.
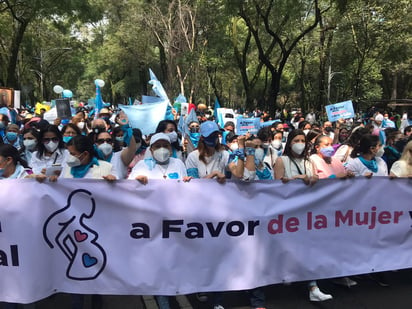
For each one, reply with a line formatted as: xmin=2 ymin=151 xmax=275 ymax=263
xmin=200 ymin=121 xmax=219 ymax=138
xmin=150 ymin=133 xmax=170 ymax=146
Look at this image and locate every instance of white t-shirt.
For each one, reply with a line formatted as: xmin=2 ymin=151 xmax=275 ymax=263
xmin=346 ymin=157 xmax=388 ymax=177
xmin=185 ymin=149 xmax=230 ymax=178
xmin=31 ymin=148 xmax=68 ymax=174
xmin=390 ymin=160 xmax=412 ymax=177
xmin=279 ymin=156 xmax=314 ymax=179
xmin=62 ymin=160 xmax=114 ymax=179
xmin=110 ymin=151 xmax=127 ymax=179
xmin=128 ymin=157 xmax=187 ymax=180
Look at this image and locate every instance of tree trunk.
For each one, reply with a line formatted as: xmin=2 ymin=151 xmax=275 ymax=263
xmin=6 ymin=20 xmax=29 ymax=88
xmin=267 ymin=72 xmax=280 ymax=117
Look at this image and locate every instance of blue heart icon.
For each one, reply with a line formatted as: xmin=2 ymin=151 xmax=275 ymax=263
xmin=82 ymin=253 xmax=98 ymax=268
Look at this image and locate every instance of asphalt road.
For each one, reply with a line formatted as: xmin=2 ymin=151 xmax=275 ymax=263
xmin=3 ymin=269 xmax=412 ymax=309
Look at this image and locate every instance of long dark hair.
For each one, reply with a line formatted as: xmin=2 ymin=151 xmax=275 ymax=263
xmin=67 ymin=135 xmax=96 ymax=159
xmin=36 ymin=125 xmax=64 ymax=158
xmin=350 ymin=134 xmax=380 ymax=158
xmin=155 ymin=120 xmax=183 ymax=152
xmin=197 ymin=134 xmax=224 ymax=164
xmin=283 ymin=129 xmax=310 ymax=159
xmin=0 ymin=144 xmax=29 ymax=168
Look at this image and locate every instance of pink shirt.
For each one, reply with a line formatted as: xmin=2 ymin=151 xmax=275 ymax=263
xmin=310 ymin=154 xmax=346 ymax=179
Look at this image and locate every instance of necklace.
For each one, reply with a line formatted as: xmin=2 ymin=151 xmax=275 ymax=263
xmin=157 ymin=163 xmax=169 ymax=179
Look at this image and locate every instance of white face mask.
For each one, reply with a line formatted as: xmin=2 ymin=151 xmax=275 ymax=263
xmin=23 ymin=139 xmax=37 ymax=151
xmin=77 ymin=121 xmax=85 ymax=130
xmin=44 ymin=141 xmax=59 ymax=153
xmin=230 ymin=143 xmax=239 ymax=151
xmin=271 ymin=140 xmax=282 ymax=149
xmin=166 ymin=131 xmax=178 ymax=143
xmin=292 ymin=143 xmax=305 ymax=155
xmin=66 ymin=154 xmax=82 ymax=167
xmin=255 ymin=148 xmax=265 ymax=162
xmin=98 ymin=143 xmax=113 ymax=156
xmin=153 ymin=147 xmax=170 ymax=163
xmin=303 ymin=129 xmax=310 ymax=135
xmin=375 ymin=147 xmax=384 ymax=157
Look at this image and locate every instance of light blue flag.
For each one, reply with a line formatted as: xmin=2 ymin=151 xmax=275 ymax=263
xmin=95 ymin=85 xmax=103 ymax=115
xmin=177 ymin=114 xmax=185 ymax=134
xmin=260 ymin=120 xmax=280 ymax=128
xmin=213 ymin=97 xmax=220 ymax=121
xmin=119 ymin=103 xmax=168 ymax=136
xmin=149 ymin=69 xmax=169 ymax=102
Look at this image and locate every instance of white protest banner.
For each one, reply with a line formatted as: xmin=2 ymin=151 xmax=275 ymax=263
xmin=1 ymin=178 xmax=412 ymax=304
xmin=325 ymin=100 xmax=355 ymax=122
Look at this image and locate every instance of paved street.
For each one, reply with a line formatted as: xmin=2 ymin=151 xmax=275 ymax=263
xmin=3 ymin=269 xmax=412 ymax=309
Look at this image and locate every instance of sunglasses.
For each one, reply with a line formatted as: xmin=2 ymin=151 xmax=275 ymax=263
xmin=96 ymin=138 xmax=112 ymax=144
xmin=42 ymin=137 xmax=59 ymax=143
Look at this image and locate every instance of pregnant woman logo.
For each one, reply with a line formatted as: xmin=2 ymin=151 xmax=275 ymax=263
xmin=43 ymin=189 xmax=107 ymax=280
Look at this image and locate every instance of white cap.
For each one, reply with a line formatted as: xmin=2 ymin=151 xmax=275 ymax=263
xmin=150 ymin=133 xmax=170 ymax=146
xmin=375 ymin=114 xmax=384 ymax=122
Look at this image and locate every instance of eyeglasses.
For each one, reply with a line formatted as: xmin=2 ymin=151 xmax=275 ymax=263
xmin=42 ymin=137 xmax=59 ymax=144
xmin=96 ymin=138 xmax=112 ymax=144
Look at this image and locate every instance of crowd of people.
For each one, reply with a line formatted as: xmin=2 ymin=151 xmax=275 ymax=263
xmin=1 ymin=104 xmax=412 ymax=309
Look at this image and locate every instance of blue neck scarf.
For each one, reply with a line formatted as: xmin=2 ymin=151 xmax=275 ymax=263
xmin=70 ymin=157 xmax=100 ymax=178
xmin=188 ymin=132 xmax=200 ymax=148
xmin=359 ymin=156 xmax=378 ymax=173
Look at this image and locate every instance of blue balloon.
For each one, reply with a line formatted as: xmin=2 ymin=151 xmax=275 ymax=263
xmin=62 ymin=89 xmax=73 ymax=98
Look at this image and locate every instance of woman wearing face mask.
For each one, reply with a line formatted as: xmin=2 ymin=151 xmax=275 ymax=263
xmin=243 ymin=136 xmax=273 ymax=180
xmin=71 ymin=111 xmax=88 ymax=135
xmin=21 ymin=128 xmax=39 ymax=167
xmin=90 ymin=113 xmax=137 ymax=179
xmin=0 ymin=144 xmax=31 ymax=179
xmin=61 ymin=124 xmax=81 ymax=145
xmin=4 ymin=123 xmax=22 ymax=151
xmin=310 ymin=135 xmax=354 ymax=179
xmin=256 ymin=126 xmax=277 ymax=175
xmin=346 ymin=134 xmax=388 ymax=177
xmin=155 ymin=120 xmax=183 ymax=161
xmin=183 ymin=120 xmax=201 ymax=155
xmin=59 ymin=135 xmax=116 ymax=180
xmin=274 ymin=131 xmax=331 ymax=301
xmin=274 ymin=129 xmax=319 ymax=185
xmin=30 ymin=125 xmax=67 ymax=175
xmin=271 ymin=130 xmax=284 ymax=157
xmin=185 ymin=121 xmax=243 ymax=183
xmin=128 ymin=133 xmax=188 ymax=183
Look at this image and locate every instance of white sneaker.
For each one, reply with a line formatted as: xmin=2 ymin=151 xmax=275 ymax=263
xmin=332 ymin=277 xmax=357 ymax=287
xmin=309 ymin=287 xmax=333 ymax=301
xmin=213 ymin=306 xmax=224 ymax=309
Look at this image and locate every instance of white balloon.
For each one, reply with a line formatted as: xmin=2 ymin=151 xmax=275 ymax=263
xmin=95 ymin=79 xmax=105 ymax=88
xmin=53 ymin=85 xmax=64 ymax=94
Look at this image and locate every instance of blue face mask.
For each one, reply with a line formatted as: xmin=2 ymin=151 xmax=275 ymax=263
xmin=0 ymin=168 xmax=4 ymax=178
xmin=63 ymin=136 xmax=73 ymax=144
xmin=320 ymin=146 xmax=335 ymax=158
xmin=0 ymin=122 xmax=5 ymax=130
xmin=6 ymin=132 xmax=18 ymax=141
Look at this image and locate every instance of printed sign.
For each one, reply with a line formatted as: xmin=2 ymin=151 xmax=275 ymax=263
xmin=236 ymin=117 xmax=261 ymax=135
xmin=325 ymin=100 xmax=355 ymax=122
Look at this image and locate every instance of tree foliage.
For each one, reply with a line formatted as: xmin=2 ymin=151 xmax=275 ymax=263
xmin=1 ymin=0 xmax=411 ymax=114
